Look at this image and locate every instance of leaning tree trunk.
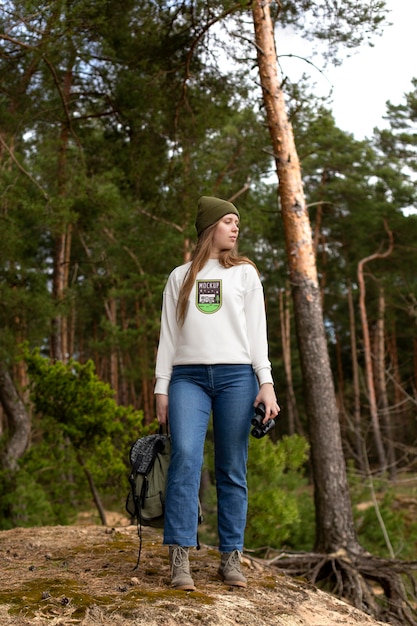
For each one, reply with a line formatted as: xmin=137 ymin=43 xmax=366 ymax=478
xmin=252 ymin=0 xmax=360 ymax=556
xmin=0 ymin=366 xmax=31 ymax=472
xmin=76 ymin=452 xmax=107 ymax=526
xmin=357 ymin=223 xmax=393 ymax=474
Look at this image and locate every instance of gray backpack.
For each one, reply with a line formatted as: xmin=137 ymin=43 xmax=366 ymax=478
xmin=126 ymin=432 xmax=170 ymax=528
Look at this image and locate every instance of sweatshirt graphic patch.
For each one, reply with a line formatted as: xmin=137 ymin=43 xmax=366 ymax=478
xmin=196 ymin=279 xmax=222 ymax=314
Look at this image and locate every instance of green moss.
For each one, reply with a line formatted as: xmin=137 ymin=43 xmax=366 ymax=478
xmin=0 ymin=529 xmax=215 ymax=621
xmin=0 ymin=577 xmax=215 ymax=620
xmin=259 ymin=575 xmax=279 ymax=590
xmin=0 ymin=577 xmax=111 ymax=618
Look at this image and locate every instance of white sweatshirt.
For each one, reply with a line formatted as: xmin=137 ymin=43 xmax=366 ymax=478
xmin=154 ymin=259 xmax=274 ymax=395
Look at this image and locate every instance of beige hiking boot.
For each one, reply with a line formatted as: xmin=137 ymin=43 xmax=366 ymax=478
xmin=218 ymin=550 xmax=247 ymax=587
xmin=169 ymin=545 xmax=196 ymax=591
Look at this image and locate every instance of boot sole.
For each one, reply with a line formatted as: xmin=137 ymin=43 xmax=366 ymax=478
xmin=217 ymin=573 xmax=247 ymax=588
xmin=222 ymin=580 xmax=247 ymax=588
xmin=172 ymin=584 xmax=196 ymax=591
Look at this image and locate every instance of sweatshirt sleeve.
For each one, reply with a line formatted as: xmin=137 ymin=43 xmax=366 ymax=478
xmin=154 ymin=278 xmax=180 ymax=395
xmin=244 ymin=268 xmax=274 ymax=386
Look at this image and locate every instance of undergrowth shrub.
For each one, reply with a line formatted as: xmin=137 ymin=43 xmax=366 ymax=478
xmin=348 ymin=466 xmax=417 ymax=560
xmin=0 ymin=348 xmax=151 ymax=530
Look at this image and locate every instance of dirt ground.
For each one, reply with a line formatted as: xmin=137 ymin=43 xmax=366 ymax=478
xmin=0 ymin=517 xmax=388 ymax=626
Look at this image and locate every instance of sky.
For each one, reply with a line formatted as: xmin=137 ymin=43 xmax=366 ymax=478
xmin=278 ymin=0 xmax=416 ymax=140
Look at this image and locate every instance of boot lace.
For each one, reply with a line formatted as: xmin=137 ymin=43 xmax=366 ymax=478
xmin=224 ymin=550 xmax=241 ymax=572
xmin=171 ymin=546 xmax=189 ymax=573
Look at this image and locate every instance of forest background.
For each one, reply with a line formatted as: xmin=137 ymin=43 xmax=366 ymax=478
xmin=1 ymin=0 xmax=417 ymax=575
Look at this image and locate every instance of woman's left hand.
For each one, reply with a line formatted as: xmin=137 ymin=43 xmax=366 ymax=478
xmin=254 ymin=383 xmax=280 ymax=422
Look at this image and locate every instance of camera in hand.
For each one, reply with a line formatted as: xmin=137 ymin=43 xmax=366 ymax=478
xmin=251 ymin=403 xmax=275 ymax=439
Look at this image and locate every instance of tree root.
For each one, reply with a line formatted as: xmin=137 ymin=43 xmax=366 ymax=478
xmin=266 ymin=550 xmax=417 ymax=625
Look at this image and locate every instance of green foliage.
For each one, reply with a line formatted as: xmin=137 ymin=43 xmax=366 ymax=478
xmin=246 ymin=434 xmax=310 ymax=550
xmin=0 ymin=469 xmax=56 ymax=530
xmin=0 ymin=347 xmax=152 ymax=528
xmin=23 ymin=347 xmax=141 ymax=449
xmin=282 ymin=483 xmax=316 ymax=551
xmin=0 ymin=408 xmax=87 ymax=529
xmin=353 ymin=492 xmax=413 ymax=559
xmin=348 ymin=467 xmax=417 ymax=560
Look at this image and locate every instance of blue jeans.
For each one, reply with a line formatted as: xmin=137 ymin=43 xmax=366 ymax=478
xmin=163 ymin=364 xmax=258 ymax=552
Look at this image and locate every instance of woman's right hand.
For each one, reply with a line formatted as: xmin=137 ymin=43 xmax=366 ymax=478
xmin=155 ymin=393 xmax=169 ymax=425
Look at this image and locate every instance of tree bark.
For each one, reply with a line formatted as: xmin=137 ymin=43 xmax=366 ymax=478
xmin=104 ymin=296 xmax=119 ymax=398
xmin=51 ymin=66 xmax=74 ymax=363
xmin=0 ymin=366 xmax=31 ymax=472
xmin=387 ymin=323 xmax=407 ymax=443
xmin=373 ymin=286 xmax=396 ymax=478
xmin=334 ymin=331 xmax=347 ymax=430
xmin=357 ymin=224 xmax=393 ymax=473
xmin=347 ymin=280 xmax=365 ymax=472
xmin=278 ymin=286 xmax=302 ymax=435
xmin=252 ymin=0 xmax=360 ymax=555
xmin=412 ymin=338 xmax=417 ymax=407
xmin=51 ymin=228 xmax=72 ymax=362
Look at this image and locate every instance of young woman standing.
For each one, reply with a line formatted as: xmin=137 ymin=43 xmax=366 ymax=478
xmin=155 ymin=196 xmax=280 ymax=590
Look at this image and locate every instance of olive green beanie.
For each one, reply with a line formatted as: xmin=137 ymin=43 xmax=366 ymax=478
xmin=195 ymin=196 xmax=240 ymax=236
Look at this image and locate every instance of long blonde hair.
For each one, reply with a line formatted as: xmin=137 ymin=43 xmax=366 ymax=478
xmin=177 ymin=221 xmax=258 ymax=326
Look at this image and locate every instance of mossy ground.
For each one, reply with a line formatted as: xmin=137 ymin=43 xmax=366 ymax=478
xmin=0 ymin=524 xmax=238 ymax=623
xmin=0 ymin=522 xmax=387 ymax=626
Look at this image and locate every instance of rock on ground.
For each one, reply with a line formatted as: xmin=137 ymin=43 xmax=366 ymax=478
xmin=0 ymin=524 xmax=387 ymax=626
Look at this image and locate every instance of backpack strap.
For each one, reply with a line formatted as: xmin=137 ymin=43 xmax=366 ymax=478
xmin=133 ymin=424 xmax=169 ymax=570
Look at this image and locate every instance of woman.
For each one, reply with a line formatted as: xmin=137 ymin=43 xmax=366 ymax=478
xmin=155 ymin=196 xmax=280 ymax=591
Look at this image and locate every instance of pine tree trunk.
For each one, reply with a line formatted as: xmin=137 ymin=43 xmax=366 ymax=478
xmin=373 ymin=286 xmax=396 ymax=478
xmin=104 ymin=297 xmax=119 ymax=398
xmin=278 ymin=286 xmax=301 ymax=435
xmin=414 ymin=338 xmax=417 ymax=400
xmin=51 ymin=67 xmax=73 ymax=363
xmin=387 ymin=323 xmax=406 ymax=443
xmin=252 ymin=0 xmax=361 ymax=555
xmin=347 ymin=281 xmax=365 ymax=472
xmin=357 ymin=225 xmax=393 ymax=473
xmin=335 ymin=331 xmax=347 ymax=430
